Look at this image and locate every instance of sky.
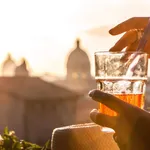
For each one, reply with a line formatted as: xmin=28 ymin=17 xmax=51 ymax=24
xmin=0 ymin=0 xmax=150 ymax=77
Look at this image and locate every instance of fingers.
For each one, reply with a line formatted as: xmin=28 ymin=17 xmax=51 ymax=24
xmin=125 ymin=40 xmax=139 ymax=52
xmin=113 ymin=133 xmax=128 ymax=149
xmin=120 ymin=40 xmax=139 ymax=62
xmin=90 ymin=109 xmax=117 ymax=129
xmin=109 ymin=29 xmax=138 ymax=52
xmin=109 ymin=17 xmax=149 ymax=35
xmin=89 ymin=89 xmax=130 ymax=114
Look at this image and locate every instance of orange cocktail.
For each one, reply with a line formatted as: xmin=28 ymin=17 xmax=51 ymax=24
xmin=95 ymin=51 xmax=148 ymax=116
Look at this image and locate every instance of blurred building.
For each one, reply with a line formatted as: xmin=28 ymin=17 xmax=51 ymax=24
xmin=55 ymin=38 xmax=96 ymax=93
xmin=0 ymin=41 xmax=98 ymax=144
xmin=54 ymin=38 xmax=97 ymax=124
xmin=2 ymin=53 xmax=16 ymax=76
xmin=1 ymin=54 xmax=30 ymax=77
xmin=15 ymin=58 xmax=29 ymax=76
xmin=0 ymin=76 xmax=80 ymax=145
xmin=0 ymin=52 xmax=85 ymax=145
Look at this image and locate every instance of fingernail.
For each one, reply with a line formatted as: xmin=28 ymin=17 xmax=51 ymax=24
xmin=109 ymin=29 xmax=112 ymax=34
xmin=88 ymin=89 xmax=95 ymax=97
xmin=113 ymin=133 xmax=118 ymax=142
xmin=90 ymin=109 xmax=98 ymax=121
xmin=109 ymin=29 xmax=114 ymax=35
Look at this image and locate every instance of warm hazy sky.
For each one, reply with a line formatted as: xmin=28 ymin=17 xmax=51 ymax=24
xmin=0 ymin=0 xmax=150 ymax=76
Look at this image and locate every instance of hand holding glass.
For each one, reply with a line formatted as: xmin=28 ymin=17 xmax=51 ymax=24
xmin=95 ymin=51 xmax=148 ymax=116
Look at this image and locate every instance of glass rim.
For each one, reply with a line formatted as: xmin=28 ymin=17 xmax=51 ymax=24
xmin=94 ymin=51 xmax=148 ymax=55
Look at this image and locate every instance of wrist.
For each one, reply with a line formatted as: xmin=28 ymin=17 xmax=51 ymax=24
xmin=127 ymin=116 xmax=150 ymax=150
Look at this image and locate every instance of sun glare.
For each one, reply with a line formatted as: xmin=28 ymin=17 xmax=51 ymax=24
xmin=0 ymin=0 xmax=149 ymax=76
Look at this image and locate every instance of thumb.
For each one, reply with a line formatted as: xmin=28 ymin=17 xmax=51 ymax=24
xmin=90 ymin=109 xmax=117 ymax=129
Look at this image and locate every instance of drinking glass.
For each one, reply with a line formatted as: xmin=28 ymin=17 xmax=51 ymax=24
xmin=95 ymin=51 xmax=148 ymax=117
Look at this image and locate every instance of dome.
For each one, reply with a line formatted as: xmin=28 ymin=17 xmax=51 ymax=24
xmin=2 ymin=53 xmax=15 ymax=66
xmin=15 ymin=58 xmax=29 ymax=76
xmin=2 ymin=53 xmax=16 ymax=76
xmin=66 ymin=39 xmax=91 ymax=80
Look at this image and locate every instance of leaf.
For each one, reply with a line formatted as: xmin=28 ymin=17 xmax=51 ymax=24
xmin=26 ymin=145 xmax=41 ymax=150
xmin=12 ymin=142 xmax=22 ymax=150
xmin=4 ymin=127 xmax=9 ymax=135
xmin=23 ymin=141 xmax=41 ymax=148
xmin=41 ymin=139 xmax=51 ymax=150
xmin=1 ymin=127 xmax=50 ymax=150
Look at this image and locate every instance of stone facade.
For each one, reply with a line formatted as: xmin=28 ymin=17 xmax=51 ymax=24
xmin=54 ymin=39 xmax=97 ymax=124
xmin=0 ymin=77 xmax=79 ymax=145
xmin=55 ymin=39 xmax=96 ymax=93
xmin=0 ymin=39 xmax=97 ymax=144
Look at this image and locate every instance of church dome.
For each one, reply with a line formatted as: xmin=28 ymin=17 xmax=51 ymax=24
xmin=66 ymin=39 xmax=91 ymax=80
xmin=15 ymin=58 xmax=29 ymax=76
xmin=2 ymin=53 xmax=15 ymax=66
xmin=2 ymin=53 xmax=16 ymax=76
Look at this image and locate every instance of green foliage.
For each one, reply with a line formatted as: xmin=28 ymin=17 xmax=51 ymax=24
xmin=0 ymin=127 xmax=51 ymax=150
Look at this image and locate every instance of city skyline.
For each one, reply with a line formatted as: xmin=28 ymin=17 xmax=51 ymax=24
xmin=0 ymin=0 xmax=150 ymax=76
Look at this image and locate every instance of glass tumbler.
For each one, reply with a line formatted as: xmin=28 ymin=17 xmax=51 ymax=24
xmin=95 ymin=51 xmax=148 ymax=116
